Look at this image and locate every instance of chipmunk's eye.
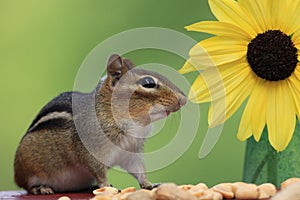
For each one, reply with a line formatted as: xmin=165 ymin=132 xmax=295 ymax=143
xmin=138 ymin=76 xmax=158 ymax=88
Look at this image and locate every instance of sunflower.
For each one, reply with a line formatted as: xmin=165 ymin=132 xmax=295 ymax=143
xmin=179 ymin=0 xmax=300 ymax=152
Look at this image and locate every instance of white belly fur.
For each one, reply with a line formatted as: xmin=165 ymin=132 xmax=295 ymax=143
xmin=28 ymin=164 xmax=95 ymax=192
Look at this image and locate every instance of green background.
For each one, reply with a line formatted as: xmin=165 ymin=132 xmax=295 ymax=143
xmin=0 ymin=0 xmax=245 ymax=191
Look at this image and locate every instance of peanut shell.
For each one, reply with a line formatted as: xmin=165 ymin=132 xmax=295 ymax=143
xmin=258 ymin=183 xmax=277 ymax=199
xmin=178 ymin=184 xmax=194 ymax=191
xmin=125 ymin=190 xmax=153 ymax=200
xmin=190 ymin=183 xmax=208 ymax=191
xmin=272 ymin=181 xmax=300 ymax=200
xmin=212 ymin=183 xmax=234 ymax=199
xmin=120 ymin=187 xmax=136 ymax=194
xmin=57 ymin=196 xmax=71 ymax=200
xmin=281 ymin=177 xmax=300 ymax=189
xmin=92 ymin=194 xmax=113 ymax=200
xmin=93 ymin=186 xmax=119 ymax=196
xmin=189 ymin=183 xmax=208 ymax=198
xmin=233 ymin=182 xmax=259 ymax=200
xmin=198 ymin=189 xmax=223 ymax=200
xmin=154 ymin=183 xmax=197 ymax=200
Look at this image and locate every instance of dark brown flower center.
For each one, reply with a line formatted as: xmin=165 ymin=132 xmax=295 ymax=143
xmin=247 ymin=30 xmax=298 ymax=81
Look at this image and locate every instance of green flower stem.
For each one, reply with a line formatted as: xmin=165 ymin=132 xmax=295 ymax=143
xmin=267 ymin=147 xmax=278 ymax=185
xmin=250 ymin=150 xmax=269 ymax=183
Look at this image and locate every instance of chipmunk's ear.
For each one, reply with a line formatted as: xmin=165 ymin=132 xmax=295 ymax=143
xmin=123 ymin=58 xmax=135 ymax=70
xmin=107 ymin=54 xmax=134 ymax=87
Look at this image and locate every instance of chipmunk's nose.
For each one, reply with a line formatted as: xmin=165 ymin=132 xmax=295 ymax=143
xmin=178 ymin=94 xmax=187 ymax=107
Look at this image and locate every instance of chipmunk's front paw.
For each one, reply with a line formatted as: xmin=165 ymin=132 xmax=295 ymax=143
xmin=142 ymin=183 xmax=161 ymax=190
xmin=29 ymin=185 xmax=54 ymax=195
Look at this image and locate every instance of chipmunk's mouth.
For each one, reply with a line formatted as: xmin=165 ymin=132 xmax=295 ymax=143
xmin=149 ymin=110 xmax=172 ymax=122
xmin=148 ymin=101 xmax=185 ymax=122
xmin=166 ymin=111 xmax=170 ymax=116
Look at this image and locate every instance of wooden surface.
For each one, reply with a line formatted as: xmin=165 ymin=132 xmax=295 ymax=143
xmin=0 ymin=191 xmax=93 ymax=200
xmin=0 ymin=191 xmax=272 ymax=200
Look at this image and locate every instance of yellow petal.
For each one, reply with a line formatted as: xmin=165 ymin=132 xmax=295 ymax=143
xmin=292 ymin=31 xmax=300 ymax=62
xmin=189 ymin=60 xmax=250 ymax=103
xmin=208 ymin=0 xmax=259 ymax=37
xmin=263 ymin=0 xmax=289 ymax=31
xmin=288 ymin=72 xmax=300 ymax=119
xmin=188 ymin=74 xmax=208 ymax=102
xmin=178 ymin=59 xmax=199 ymax=74
xmin=185 ymin=21 xmax=252 ymax=41
xmin=185 ymin=42 xmax=216 ymax=71
xmin=293 ymin=29 xmax=300 ymax=41
xmin=237 ymin=105 xmax=253 ymax=141
xmin=207 ymin=68 xmax=255 ymax=126
xmin=266 ymin=81 xmax=296 ymax=152
xmin=239 ymin=0 xmax=268 ymax=32
xmin=248 ymin=78 xmax=268 ymax=141
xmin=198 ymin=36 xmax=248 ymax=53
xmin=188 ymin=37 xmax=247 ymax=69
xmin=293 ymin=66 xmax=300 ymax=81
xmin=282 ymin=0 xmax=300 ymax=35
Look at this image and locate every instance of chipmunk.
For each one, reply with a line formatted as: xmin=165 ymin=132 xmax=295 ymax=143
xmin=14 ymin=54 xmax=187 ymax=195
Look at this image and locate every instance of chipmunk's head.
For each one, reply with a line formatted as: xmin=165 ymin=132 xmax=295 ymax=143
xmin=101 ymin=54 xmax=187 ymax=126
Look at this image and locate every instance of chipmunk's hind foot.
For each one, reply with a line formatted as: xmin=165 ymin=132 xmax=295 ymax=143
xmin=29 ymin=185 xmax=54 ymax=195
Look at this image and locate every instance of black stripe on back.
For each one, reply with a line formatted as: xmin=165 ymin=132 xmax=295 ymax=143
xmin=28 ymin=92 xmax=73 ymax=130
